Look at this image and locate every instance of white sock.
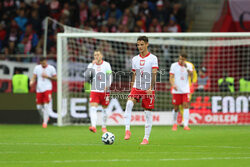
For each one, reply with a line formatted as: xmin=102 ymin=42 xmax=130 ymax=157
xmin=124 ymin=100 xmax=134 ymax=131
xmin=102 ymin=108 xmax=108 ymax=128
xmin=183 ymin=108 xmax=190 ymax=127
xmin=36 ymin=104 xmax=43 ymax=117
xmin=144 ymin=110 xmax=152 ymax=140
xmin=172 ymin=109 xmax=178 ymax=124
xmin=43 ymin=103 xmax=50 ymax=124
xmin=90 ymin=106 xmax=97 ymax=127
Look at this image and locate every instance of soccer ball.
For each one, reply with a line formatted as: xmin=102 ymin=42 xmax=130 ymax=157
xmin=101 ymin=132 xmax=115 ymax=145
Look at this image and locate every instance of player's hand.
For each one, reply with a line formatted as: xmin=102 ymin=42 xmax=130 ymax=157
xmin=29 ymin=81 xmax=34 ymax=87
xmin=184 ymin=63 xmax=187 ymax=68
xmin=92 ymin=60 xmax=97 ymax=64
xmin=104 ymin=86 xmax=108 ymax=93
xmin=146 ymin=89 xmax=153 ymax=95
xmin=173 ymin=85 xmax=178 ymax=91
xmin=42 ymin=72 xmax=48 ymax=78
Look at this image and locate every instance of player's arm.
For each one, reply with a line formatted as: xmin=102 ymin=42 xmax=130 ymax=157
xmin=130 ymin=70 xmax=136 ymax=90
xmin=44 ymin=75 xmax=57 ymax=81
xmin=42 ymin=73 xmax=57 ymax=81
xmin=150 ymin=68 xmax=158 ymax=90
xmin=170 ymin=74 xmax=177 ymax=90
xmin=184 ymin=63 xmax=193 ymax=78
xmin=30 ymin=74 xmax=37 ymax=87
xmin=105 ymin=64 xmax=113 ymax=91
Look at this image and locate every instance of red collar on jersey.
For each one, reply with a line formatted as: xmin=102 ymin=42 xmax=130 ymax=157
xmin=139 ymin=52 xmax=150 ymax=58
xmin=96 ymin=60 xmax=103 ymax=65
xmin=178 ymin=62 xmax=184 ymax=66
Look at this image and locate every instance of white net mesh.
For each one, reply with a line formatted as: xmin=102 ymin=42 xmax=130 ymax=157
xmin=57 ymin=33 xmax=250 ymax=126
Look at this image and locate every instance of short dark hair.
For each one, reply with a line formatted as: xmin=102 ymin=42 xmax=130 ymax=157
xmin=179 ymin=52 xmax=188 ymax=59
xmin=137 ymin=36 xmax=148 ymax=43
xmin=39 ymin=57 xmax=47 ymax=62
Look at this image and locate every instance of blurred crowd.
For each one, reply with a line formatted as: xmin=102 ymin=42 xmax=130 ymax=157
xmin=0 ymin=0 xmax=187 ymax=58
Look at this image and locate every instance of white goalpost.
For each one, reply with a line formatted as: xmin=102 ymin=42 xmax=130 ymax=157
xmin=57 ymin=32 xmax=250 ymax=126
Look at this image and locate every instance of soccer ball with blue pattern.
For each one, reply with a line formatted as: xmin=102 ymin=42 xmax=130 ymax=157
xmin=101 ymin=132 xmax=115 ymax=145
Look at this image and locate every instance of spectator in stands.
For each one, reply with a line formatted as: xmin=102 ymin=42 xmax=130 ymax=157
xmin=3 ymin=0 xmax=16 ymax=16
xmin=164 ymin=15 xmax=181 ymax=32
xmin=12 ymin=68 xmax=29 ymax=93
xmin=138 ymin=1 xmax=153 ymax=30
xmin=129 ymin=0 xmax=140 ymax=16
xmin=49 ymin=0 xmax=60 ymax=20
xmin=171 ymin=1 xmax=187 ymax=32
xmin=154 ymin=0 xmax=170 ymax=27
xmin=106 ymin=17 xmax=117 ymax=32
xmin=239 ymin=70 xmax=250 ymax=92
xmin=29 ymin=10 xmax=42 ymax=36
xmin=0 ymin=22 xmax=6 ymax=50
xmin=19 ymin=24 xmax=39 ymax=54
xmin=79 ymin=2 xmax=89 ymax=26
xmin=218 ymin=72 xmax=235 ymax=92
xmin=0 ymin=0 xmax=189 ymax=59
xmin=89 ymin=5 xmax=103 ymax=28
xmin=37 ymin=0 xmax=49 ymax=21
xmin=196 ymin=67 xmax=211 ymax=92
xmin=14 ymin=9 xmax=28 ymax=32
xmin=105 ymin=2 xmax=122 ymax=22
xmin=149 ymin=18 xmax=162 ymax=32
xmin=120 ymin=8 xmax=135 ymax=32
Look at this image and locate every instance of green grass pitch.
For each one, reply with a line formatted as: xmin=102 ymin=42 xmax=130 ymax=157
xmin=0 ymin=125 xmax=249 ymax=167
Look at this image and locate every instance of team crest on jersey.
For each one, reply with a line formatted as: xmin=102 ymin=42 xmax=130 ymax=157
xmin=97 ymin=66 xmax=101 ymax=71
xmin=140 ymin=60 xmax=145 ymax=66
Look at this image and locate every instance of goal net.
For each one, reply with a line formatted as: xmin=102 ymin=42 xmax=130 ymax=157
xmin=57 ymin=33 xmax=250 ymax=126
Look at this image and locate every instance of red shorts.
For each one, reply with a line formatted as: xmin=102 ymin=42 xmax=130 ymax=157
xmin=36 ymin=90 xmax=52 ymax=104
xmin=90 ymin=92 xmax=110 ymax=106
xmin=128 ymin=88 xmax=155 ymax=109
xmin=172 ymin=93 xmax=189 ymax=105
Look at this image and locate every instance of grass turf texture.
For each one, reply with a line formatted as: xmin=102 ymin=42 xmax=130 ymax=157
xmin=0 ymin=125 xmax=249 ymax=167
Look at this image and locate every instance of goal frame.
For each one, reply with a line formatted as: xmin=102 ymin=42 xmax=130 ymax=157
xmin=57 ymin=32 xmax=250 ymax=126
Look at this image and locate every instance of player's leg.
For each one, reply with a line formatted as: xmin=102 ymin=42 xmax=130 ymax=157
xmin=181 ymin=93 xmax=192 ymax=126
xmin=140 ymin=93 xmax=155 ymax=145
xmin=179 ymin=105 xmax=184 ymax=126
xmin=89 ymin=102 xmax=98 ymax=132
xmin=172 ymin=94 xmax=180 ymax=131
xmin=89 ymin=92 xmax=100 ymax=133
xmin=36 ymin=104 xmax=43 ymax=118
xmin=101 ymin=105 xmax=108 ymax=133
xmin=183 ymin=94 xmax=191 ymax=130
xmin=172 ymin=105 xmax=179 ymax=131
xmin=124 ymin=97 xmax=136 ymax=140
xmin=42 ymin=102 xmax=50 ymax=128
xmin=42 ymin=90 xmax=52 ymax=128
xmin=36 ymin=92 xmax=43 ymax=118
xmin=100 ymin=93 xmax=110 ymax=133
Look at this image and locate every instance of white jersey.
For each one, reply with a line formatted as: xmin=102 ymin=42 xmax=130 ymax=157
xmin=87 ymin=60 xmax=112 ymax=93
xmin=33 ymin=64 xmax=56 ymax=93
xmin=132 ymin=53 xmax=158 ymax=90
xmin=170 ymin=62 xmax=193 ymax=94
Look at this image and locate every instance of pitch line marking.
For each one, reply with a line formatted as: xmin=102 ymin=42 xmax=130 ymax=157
xmin=0 ymin=157 xmax=249 ymax=164
xmin=0 ymin=151 xmax=249 ymax=155
xmin=0 ymin=142 xmax=249 ymax=149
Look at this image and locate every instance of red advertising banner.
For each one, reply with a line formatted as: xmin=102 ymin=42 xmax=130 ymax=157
xmin=178 ymin=112 xmax=250 ymax=125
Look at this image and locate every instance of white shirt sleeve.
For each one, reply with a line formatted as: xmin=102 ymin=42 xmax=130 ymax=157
xmin=169 ymin=64 xmax=175 ymax=74
xmin=33 ymin=66 xmax=38 ymax=75
xmin=106 ymin=63 xmax=112 ymax=74
xmin=132 ymin=57 xmax=135 ymax=71
xmin=187 ymin=63 xmax=193 ymax=71
xmin=87 ymin=63 xmax=94 ymax=69
xmin=51 ymin=66 xmax=57 ymax=76
xmin=152 ymin=56 xmax=158 ymax=69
